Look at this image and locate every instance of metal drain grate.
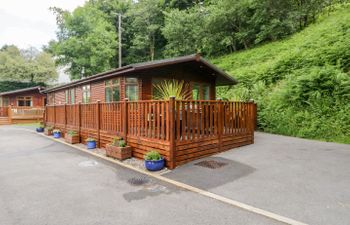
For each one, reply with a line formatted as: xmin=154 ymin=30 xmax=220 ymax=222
xmin=195 ymin=160 xmax=227 ymax=169
xmin=127 ymin=177 xmax=149 ymax=186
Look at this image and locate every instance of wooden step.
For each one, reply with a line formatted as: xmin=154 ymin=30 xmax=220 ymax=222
xmin=0 ymin=117 xmax=10 ymax=125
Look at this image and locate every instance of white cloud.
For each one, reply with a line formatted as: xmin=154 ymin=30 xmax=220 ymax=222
xmin=0 ymin=0 xmax=86 ymax=49
xmin=0 ymin=0 xmax=86 ymax=83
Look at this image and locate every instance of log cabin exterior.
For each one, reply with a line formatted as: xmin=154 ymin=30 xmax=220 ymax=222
xmin=43 ymin=54 xmax=256 ymax=168
xmin=0 ymin=86 xmax=46 ymax=124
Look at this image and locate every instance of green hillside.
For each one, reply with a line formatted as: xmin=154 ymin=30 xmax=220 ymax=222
xmin=213 ymin=6 xmax=350 ymax=144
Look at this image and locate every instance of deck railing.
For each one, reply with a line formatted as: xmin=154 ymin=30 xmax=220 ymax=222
xmin=0 ymin=106 xmax=44 ymax=122
xmin=45 ymin=98 xmax=257 ymax=168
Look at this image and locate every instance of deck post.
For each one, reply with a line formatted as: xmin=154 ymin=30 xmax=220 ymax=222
xmin=123 ymin=99 xmax=128 ymax=142
xmin=96 ymin=101 xmax=101 ymax=148
xmin=8 ymin=105 xmax=12 ymax=124
xmin=78 ymin=102 xmax=81 ymax=138
xmin=218 ymin=99 xmax=223 ymax=152
xmin=169 ymin=96 xmax=176 ymax=169
xmin=64 ymin=103 xmax=67 ymax=134
xmin=53 ymin=104 xmax=56 ymax=128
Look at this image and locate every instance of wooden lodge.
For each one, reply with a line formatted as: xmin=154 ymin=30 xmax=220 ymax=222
xmin=0 ymin=86 xmax=46 ymax=124
xmin=43 ymin=54 xmax=256 ymax=168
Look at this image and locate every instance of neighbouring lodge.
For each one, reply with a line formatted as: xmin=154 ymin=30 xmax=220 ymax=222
xmin=44 ymin=54 xmax=256 ymax=169
xmin=0 ymin=86 xmax=46 ymax=124
xmin=0 ymin=86 xmax=46 ymax=107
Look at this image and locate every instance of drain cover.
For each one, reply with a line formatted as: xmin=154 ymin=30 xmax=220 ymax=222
xmin=127 ymin=177 xmax=149 ymax=186
xmin=195 ymin=160 xmax=227 ymax=169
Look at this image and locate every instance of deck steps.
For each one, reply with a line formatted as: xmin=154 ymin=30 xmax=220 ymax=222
xmin=0 ymin=117 xmax=10 ymax=125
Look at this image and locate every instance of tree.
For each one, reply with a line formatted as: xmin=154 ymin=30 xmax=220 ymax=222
xmin=162 ymin=6 xmax=206 ymax=57
xmin=126 ymin=0 xmax=166 ymax=62
xmin=0 ymin=45 xmax=58 ymax=83
xmin=48 ymin=3 xmax=117 ymax=80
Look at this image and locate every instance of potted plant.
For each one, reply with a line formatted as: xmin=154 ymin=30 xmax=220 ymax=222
xmin=86 ymin=137 xmax=96 ymax=149
xmin=144 ymin=150 xmax=165 ymax=171
xmin=52 ymin=129 xmax=61 ymax=138
xmin=106 ymin=137 xmax=132 ymax=160
xmin=36 ymin=123 xmax=45 ymax=132
xmin=65 ymin=130 xmax=80 ymax=144
xmin=44 ymin=126 xmax=53 ymax=136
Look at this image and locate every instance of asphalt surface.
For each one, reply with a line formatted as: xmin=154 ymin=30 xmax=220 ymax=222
xmin=0 ymin=127 xmax=281 ymax=225
xmin=165 ymin=132 xmax=350 ymax=225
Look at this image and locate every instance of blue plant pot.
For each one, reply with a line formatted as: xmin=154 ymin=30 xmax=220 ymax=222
xmin=145 ymin=158 xmax=165 ymax=171
xmin=36 ymin=127 xmax=44 ymax=132
xmin=53 ymin=132 xmax=61 ymax=138
xmin=87 ymin=141 xmax=96 ymax=149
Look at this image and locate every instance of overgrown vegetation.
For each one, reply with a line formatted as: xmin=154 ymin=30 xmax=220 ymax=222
xmin=47 ymin=0 xmax=345 ymax=79
xmin=213 ymin=6 xmax=350 ymax=144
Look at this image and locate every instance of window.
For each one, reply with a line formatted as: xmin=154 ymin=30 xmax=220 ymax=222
xmin=192 ymin=83 xmax=211 ymax=100
xmin=48 ymin=94 xmax=54 ymax=105
xmin=17 ymin=96 xmax=32 ymax=106
xmin=70 ymin=88 xmax=75 ymax=104
xmin=125 ymin=78 xmax=138 ymax=101
xmin=192 ymin=83 xmax=200 ymax=100
xmin=82 ymin=85 xmax=90 ymax=103
xmin=65 ymin=90 xmax=69 ymax=103
xmin=105 ymin=79 xmax=120 ymax=102
xmin=203 ymin=84 xmax=210 ymax=100
xmin=3 ymin=97 xmax=9 ymax=106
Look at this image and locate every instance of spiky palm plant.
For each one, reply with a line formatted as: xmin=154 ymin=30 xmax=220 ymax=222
xmin=153 ymin=79 xmax=189 ymax=100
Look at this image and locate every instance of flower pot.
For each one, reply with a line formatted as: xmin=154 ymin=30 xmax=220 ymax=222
xmin=145 ymin=158 xmax=165 ymax=171
xmin=65 ymin=135 xmax=80 ymax=144
xmin=36 ymin=127 xmax=44 ymax=132
xmin=106 ymin=145 xmax=132 ymax=160
xmin=53 ymin=132 xmax=61 ymax=138
xmin=44 ymin=129 xmax=53 ymax=136
xmin=87 ymin=141 xmax=96 ymax=149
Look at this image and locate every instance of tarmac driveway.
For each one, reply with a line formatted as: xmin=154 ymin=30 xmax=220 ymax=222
xmin=0 ymin=127 xmax=280 ymax=225
xmin=164 ymin=132 xmax=350 ymax=225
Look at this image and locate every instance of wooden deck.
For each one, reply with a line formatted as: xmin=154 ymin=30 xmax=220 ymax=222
xmin=45 ymin=99 xmax=257 ymax=169
xmin=0 ymin=106 xmax=44 ymax=124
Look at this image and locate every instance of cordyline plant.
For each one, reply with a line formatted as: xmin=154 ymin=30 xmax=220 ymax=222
xmin=153 ymin=79 xmax=189 ymax=100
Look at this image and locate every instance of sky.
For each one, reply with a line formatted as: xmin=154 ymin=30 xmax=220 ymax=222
xmin=0 ymin=0 xmax=87 ymax=82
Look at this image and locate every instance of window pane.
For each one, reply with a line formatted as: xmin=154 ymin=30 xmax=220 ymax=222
xmin=126 ymin=78 xmax=137 ymax=84
xmin=25 ymin=100 xmax=31 ymax=106
xmin=70 ymin=89 xmax=75 ymax=104
xmin=112 ymin=79 xmax=120 ymax=85
xmin=126 ymin=85 xmax=138 ymax=101
xmin=65 ymin=90 xmax=69 ymax=103
xmin=105 ymin=87 xmax=112 ymax=102
xmin=192 ymin=83 xmax=200 ymax=100
xmin=112 ymin=87 xmax=120 ymax=101
xmin=18 ymin=100 xmax=24 ymax=106
xmin=203 ymin=84 xmax=210 ymax=100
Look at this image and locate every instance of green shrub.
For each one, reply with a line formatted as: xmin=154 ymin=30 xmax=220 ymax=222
xmin=67 ymin=130 xmax=78 ymax=136
xmin=144 ymin=150 xmax=162 ymax=161
xmin=118 ymin=140 xmax=127 ymax=147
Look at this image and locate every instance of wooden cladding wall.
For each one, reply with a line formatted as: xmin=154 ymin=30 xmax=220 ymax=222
xmin=45 ymin=99 xmax=256 ymax=169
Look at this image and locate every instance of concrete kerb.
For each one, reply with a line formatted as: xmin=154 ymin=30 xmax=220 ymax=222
xmin=35 ymin=131 xmax=307 ymax=225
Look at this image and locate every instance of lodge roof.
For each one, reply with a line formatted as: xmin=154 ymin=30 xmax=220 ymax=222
xmin=43 ymin=54 xmax=237 ymax=93
xmin=0 ymin=86 xmax=45 ymax=96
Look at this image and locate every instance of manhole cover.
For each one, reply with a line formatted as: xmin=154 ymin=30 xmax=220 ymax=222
xmin=78 ymin=160 xmax=98 ymax=167
xmin=127 ymin=177 xmax=149 ymax=186
xmin=195 ymin=160 xmax=227 ymax=169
